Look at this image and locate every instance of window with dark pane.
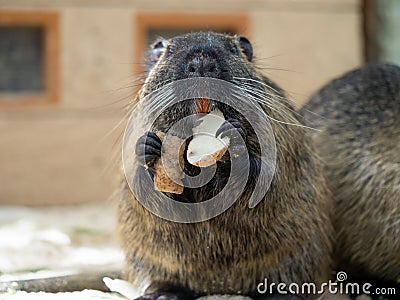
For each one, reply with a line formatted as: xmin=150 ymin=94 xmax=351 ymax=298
xmin=0 ymin=26 xmax=44 ymax=93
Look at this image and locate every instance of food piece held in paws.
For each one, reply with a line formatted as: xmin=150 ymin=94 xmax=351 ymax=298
xmin=187 ymin=108 xmax=230 ymax=167
xmin=153 ymin=131 xmax=186 ymax=194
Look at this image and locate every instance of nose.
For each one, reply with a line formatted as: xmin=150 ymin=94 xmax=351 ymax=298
xmin=186 ymin=53 xmax=218 ymax=77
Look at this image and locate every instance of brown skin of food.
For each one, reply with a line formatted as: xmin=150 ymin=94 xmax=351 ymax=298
xmin=153 ymin=131 xmax=186 ymax=194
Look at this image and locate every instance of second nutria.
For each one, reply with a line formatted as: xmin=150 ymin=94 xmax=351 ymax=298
xmin=118 ymin=32 xmax=333 ymax=300
xmin=301 ymin=63 xmax=400 ymax=293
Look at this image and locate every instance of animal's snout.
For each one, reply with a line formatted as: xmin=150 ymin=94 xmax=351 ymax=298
xmin=186 ymin=52 xmax=218 ymax=77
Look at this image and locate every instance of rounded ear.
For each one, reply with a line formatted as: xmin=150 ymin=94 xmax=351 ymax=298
xmin=236 ymin=35 xmax=253 ymax=62
xmin=148 ymin=38 xmax=167 ymax=65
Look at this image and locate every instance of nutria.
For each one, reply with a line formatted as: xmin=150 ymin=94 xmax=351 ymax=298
xmin=118 ymin=32 xmax=333 ymax=300
xmin=301 ymin=63 xmax=400 ymax=296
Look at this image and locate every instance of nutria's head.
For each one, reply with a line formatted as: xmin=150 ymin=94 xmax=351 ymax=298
xmin=145 ymin=31 xmax=254 ymax=85
xmin=138 ymin=32 xmax=270 ymax=136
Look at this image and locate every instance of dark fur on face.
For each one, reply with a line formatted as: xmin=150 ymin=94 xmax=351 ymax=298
xmin=141 ymin=32 xmax=261 ymax=130
xmin=146 ymin=32 xmax=254 ymax=82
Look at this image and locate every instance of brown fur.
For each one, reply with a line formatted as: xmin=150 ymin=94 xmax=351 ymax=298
xmin=301 ymin=63 xmax=400 ymax=282
xmin=118 ymin=32 xmax=333 ymax=298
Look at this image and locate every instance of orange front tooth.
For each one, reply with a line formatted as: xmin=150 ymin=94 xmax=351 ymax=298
xmin=196 ymin=97 xmax=210 ymax=114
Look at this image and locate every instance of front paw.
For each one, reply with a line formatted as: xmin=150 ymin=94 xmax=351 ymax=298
xmin=215 ymin=118 xmax=247 ymax=158
xmin=135 ymin=131 xmax=162 ymax=174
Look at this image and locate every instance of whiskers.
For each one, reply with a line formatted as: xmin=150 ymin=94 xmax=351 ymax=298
xmin=98 ymin=75 xmax=147 ymax=178
xmin=105 ymin=73 xmax=320 ymax=179
xmin=102 ymin=77 xmax=179 ymax=177
xmin=125 ymin=75 xmax=320 ymax=132
xmin=232 ymin=77 xmax=319 ymax=131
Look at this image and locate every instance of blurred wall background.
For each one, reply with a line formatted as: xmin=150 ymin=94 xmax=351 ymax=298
xmin=0 ymin=0 xmax=394 ymax=205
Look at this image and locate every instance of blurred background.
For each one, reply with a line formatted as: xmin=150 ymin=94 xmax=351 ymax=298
xmin=0 ymin=0 xmax=400 ymax=292
xmin=0 ymin=0 xmax=399 ymax=207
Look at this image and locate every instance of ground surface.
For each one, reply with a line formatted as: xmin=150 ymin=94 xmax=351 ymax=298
xmin=0 ymin=204 xmax=358 ymax=300
xmin=0 ymin=204 xmax=126 ymax=299
xmin=0 ymin=205 xmax=252 ymax=300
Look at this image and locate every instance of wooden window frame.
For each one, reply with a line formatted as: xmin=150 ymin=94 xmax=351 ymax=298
xmin=135 ymin=13 xmax=249 ymax=75
xmin=0 ymin=11 xmax=59 ymax=107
